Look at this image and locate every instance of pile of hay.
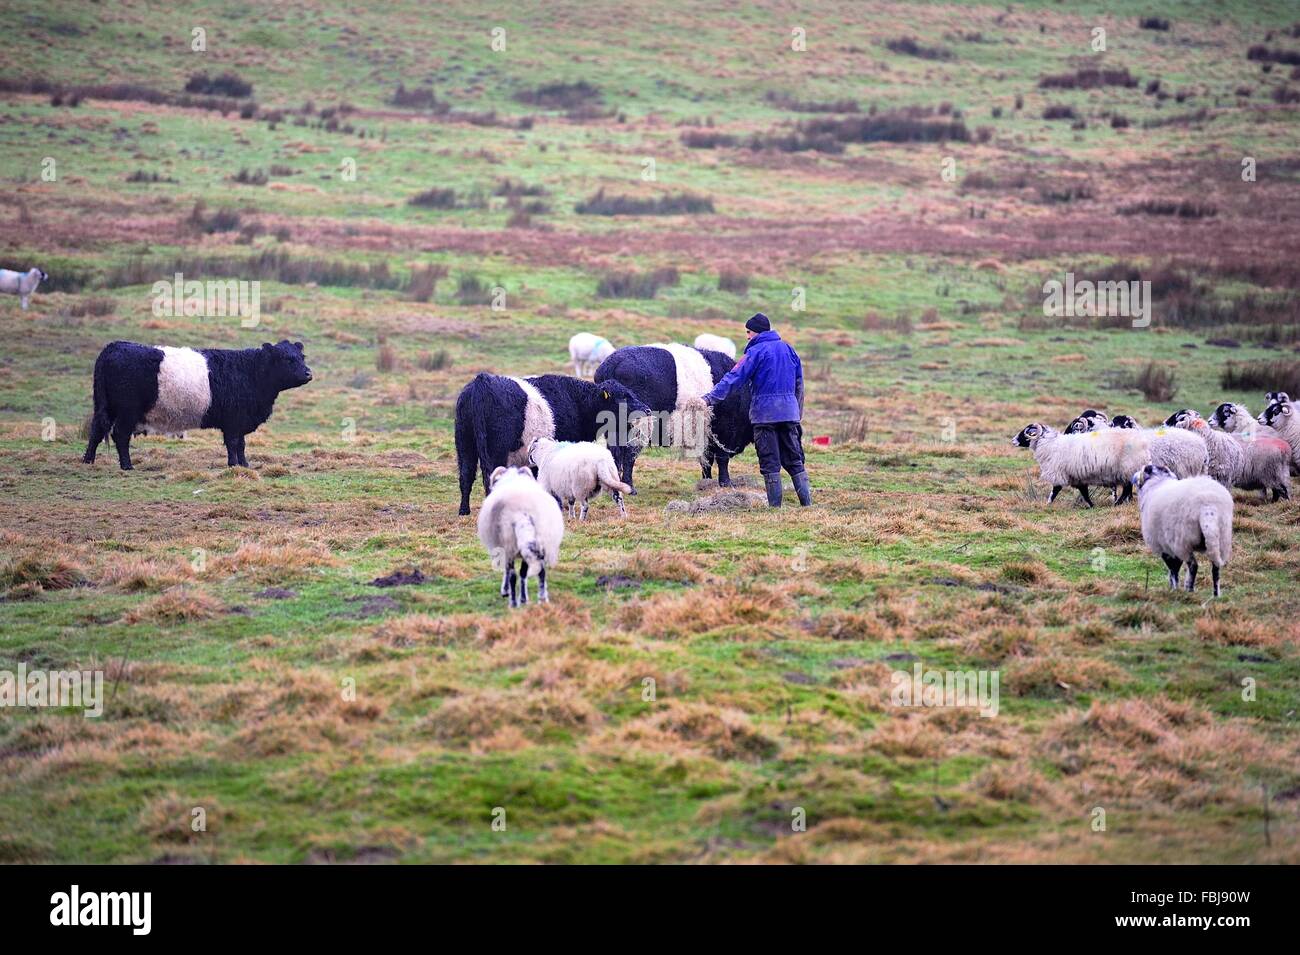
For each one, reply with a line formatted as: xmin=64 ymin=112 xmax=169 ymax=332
xmin=665 ymin=489 xmax=766 ymax=514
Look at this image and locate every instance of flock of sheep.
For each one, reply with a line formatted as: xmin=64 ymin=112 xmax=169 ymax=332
xmin=1014 ymin=393 xmax=1299 ymax=596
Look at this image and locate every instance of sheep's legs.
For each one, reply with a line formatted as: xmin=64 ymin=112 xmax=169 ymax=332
xmin=1048 ymin=485 xmax=1063 ymax=504
xmin=1186 ymin=556 xmax=1199 ymax=592
xmin=1114 ymin=482 xmax=1133 ymax=505
xmin=612 ymin=490 xmax=626 ymax=517
xmin=1073 ymin=484 xmax=1095 ymax=508
xmin=1211 ymin=564 xmax=1221 ymax=597
xmin=507 ymin=565 xmax=519 ymax=607
xmin=519 ymin=561 xmax=530 ymax=605
xmin=1161 ymin=554 xmax=1182 ymax=590
xmin=538 ymin=567 xmax=549 ymax=603
xmin=1273 ymin=486 xmax=1289 ymax=502
xmin=500 ymin=566 xmax=510 ymax=597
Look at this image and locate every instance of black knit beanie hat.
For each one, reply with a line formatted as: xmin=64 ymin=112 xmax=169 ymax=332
xmin=745 ymin=312 xmax=771 ymax=334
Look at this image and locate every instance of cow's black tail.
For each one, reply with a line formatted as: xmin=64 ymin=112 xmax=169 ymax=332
xmin=455 ymin=373 xmax=495 ymax=515
xmin=82 ymin=351 xmax=114 ymax=463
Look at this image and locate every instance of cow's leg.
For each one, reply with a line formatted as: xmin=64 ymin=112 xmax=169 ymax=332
xmin=715 ymin=452 xmax=733 ymax=488
xmin=223 ymin=431 xmax=241 ymax=468
xmin=111 ymin=419 xmax=136 ymax=470
xmin=83 ymin=415 xmax=109 ymax=464
xmin=700 ymin=444 xmax=715 ymax=481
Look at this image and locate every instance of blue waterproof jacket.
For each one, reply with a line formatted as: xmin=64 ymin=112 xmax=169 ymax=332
xmin=704 ymin=330 xmax=803 ymax=424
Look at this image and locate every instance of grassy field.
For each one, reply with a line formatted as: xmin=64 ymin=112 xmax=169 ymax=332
xmin=1 ymin=0 xmax=1298 ymax=863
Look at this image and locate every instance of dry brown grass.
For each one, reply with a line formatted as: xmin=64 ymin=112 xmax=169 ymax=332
xmin=608 ymin=700 xmax=779 ymax=761
xmin=122 ymin=586 xmax=226 ymax=624
xmin=208 ymin=541 xmax=339 ymax=581
xmin=615 ymin=582 xmax=796 ymax=639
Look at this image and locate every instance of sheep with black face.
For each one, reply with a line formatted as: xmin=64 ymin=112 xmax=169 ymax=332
xmin=82 ymin=340 xmax=312 ymax=470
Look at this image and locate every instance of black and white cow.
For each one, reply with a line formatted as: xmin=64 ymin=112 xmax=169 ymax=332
xmin=455 ymin=373 xmax=650 ymax=515
xmin=593 ymin=343 xmax=753 ymax=490
xmin=82 ymin=340 xmax=312 ymax=470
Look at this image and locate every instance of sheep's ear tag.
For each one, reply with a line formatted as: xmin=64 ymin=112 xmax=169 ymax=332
xmin=1155 ymin=427 xmax=1166 ymax=435
xmin=602 ymin=390 xmax=610 ymax=400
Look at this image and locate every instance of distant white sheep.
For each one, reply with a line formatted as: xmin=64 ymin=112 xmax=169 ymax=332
xmin=1134 ymin=464 xmax=1233 ymax=597
xmin=528 ymin=436 xmax=631 ymax=519
xmin=568 ymin=333 xmax=615 ymax=378
xmin=477 ymin=466 xmax=564 ymax=607
xmin=693 ymin=333 xmax=737 ymax=359
xmin=0 ymin=267 xmax=48 ymax=310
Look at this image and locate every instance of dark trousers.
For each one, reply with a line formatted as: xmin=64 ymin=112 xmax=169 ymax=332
xmin=753 ymin=423 xmax=806 ymax=478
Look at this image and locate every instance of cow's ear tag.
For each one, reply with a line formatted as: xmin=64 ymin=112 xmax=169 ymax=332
xmin=602 ymin=390 xmax=610 ymax=400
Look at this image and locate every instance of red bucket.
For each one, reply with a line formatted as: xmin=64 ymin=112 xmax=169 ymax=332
xmin=812 ymin=435 xmax=831 ymax=447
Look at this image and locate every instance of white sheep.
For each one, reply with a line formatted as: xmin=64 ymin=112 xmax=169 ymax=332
xmin=1107 ymin=414 xmax=1208 ymax=482
xmin=1133 ymin=464 xmax=1233 ymax=597
xmin=1259 ymin=392 xmax=1290 ymax=423
xmin=1168 ymin=411 xmax=1291 ymax=501
xmin=1260 ymin=398 xmax=1300 ymax=474
xmin=527 ymin=436 xmax=631 ymax=520
xmin=1012 ymin=422 xmax=1150 ymax=507
xmin=477 ymin=466 xmax=565 ymax=607
xmin=568 ymin=332 xmax=615 ymax=378
xmin=1211 ymin=402 xmax=1280 ymax=441
xmin=693 ymin=333 xmax=737 ymax=359
xmin=0 ymin=267 xmax=48 ymax=310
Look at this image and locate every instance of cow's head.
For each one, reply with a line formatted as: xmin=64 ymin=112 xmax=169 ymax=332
xmin=262 ymin=340 xmax=312 ymax=390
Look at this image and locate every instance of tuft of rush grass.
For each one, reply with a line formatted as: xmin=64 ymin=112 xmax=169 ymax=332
xmin=0 ymin=0 xmax=1298 ymax=865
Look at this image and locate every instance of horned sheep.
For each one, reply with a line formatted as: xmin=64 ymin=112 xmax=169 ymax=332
xmin=1260 ymin=398 xmax=1300 ymax=473
xmin=1165 ymin=410 xmax=1290 ymax=500
xmin=1012 ymin=422 xmax=1150 ymax=507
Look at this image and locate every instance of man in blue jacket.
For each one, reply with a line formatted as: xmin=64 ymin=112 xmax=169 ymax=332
xmin=703 ymin=313 xmax=812 ymax=507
